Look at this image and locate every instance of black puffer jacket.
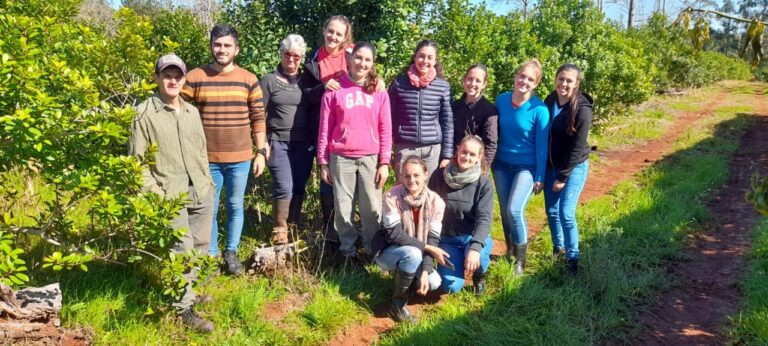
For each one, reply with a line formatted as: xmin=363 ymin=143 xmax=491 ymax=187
xmin=388 ymin=74 xmax=454 ymax=159
xmin=543 ymin=91 xmax=593 ymax=181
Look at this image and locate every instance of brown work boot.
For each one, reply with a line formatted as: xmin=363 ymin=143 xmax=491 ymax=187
xmin=272 ymin=198 xmax=291 ymax=245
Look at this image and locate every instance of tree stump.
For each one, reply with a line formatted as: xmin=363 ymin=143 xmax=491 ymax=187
xmin=0 ymin=283 xmax=90 ymax=345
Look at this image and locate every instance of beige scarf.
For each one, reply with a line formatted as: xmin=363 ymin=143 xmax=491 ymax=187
xmin=399 ymin=187 xmax=431 ymax=244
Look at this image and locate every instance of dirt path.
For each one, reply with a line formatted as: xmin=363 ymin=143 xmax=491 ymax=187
xmin=327 ymin=86 xmax=740 ymax=345
xmin=633 ymin=86 xmax=768 ymax=345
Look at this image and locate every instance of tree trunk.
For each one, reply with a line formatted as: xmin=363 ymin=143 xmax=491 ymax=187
xmin=628 ymin=0 xmax=636 ymax=29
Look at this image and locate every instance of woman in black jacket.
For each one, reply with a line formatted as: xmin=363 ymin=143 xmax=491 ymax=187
xmin=451 ymin=64 xmax=498 ymax=171
xmin=429 ymin=135 xmax=494 ymax=295
xmin=389 ymin=40 xmax=454 ymax=180
xmin=543 ymin=63 xmax=593 ymax=276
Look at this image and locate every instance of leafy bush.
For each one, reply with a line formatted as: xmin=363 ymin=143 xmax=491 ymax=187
xmin=0 ymin=2 xmax=210 ymax=298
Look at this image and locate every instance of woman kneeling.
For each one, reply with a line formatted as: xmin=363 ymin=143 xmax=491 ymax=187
xmin=371 ymin=156 xmax=449 ymax=323
xmin=429 ymin=135 xmax=494 ymax=295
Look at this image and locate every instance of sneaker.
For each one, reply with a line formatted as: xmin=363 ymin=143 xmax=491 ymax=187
xmin=194 ymin=294 xmax=214 ymax=306
xmin=222 ymin=250 xmax=243 ymax=276
xmin=179 ymin=308 xmax=214 ymax=333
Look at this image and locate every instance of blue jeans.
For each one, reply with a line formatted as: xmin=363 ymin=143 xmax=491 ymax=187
xmin=493 ymin=162 xmax=535 ymax=245
xmin=544 ymin=161 xmax=589 ymax=260
xmin=437 ymin=235 xmax=493 ymax=293
xmin=209 ymin=160 xmax=251 ymax=256
xmin=267 ymin=140 xmax=314 ymax=199
xmin=375 ymin=245 xmax=442 ymax=290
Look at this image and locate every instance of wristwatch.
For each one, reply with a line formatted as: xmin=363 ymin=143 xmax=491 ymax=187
xmin=256 ymin=148 xmax=267 ymax=157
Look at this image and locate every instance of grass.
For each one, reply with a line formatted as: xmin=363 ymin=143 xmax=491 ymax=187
xmin=729 ymin=219 xmax=768 ymax=345
xmin=23 ymin=81 xmax=765 ymax=344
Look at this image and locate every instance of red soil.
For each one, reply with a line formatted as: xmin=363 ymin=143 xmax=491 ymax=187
xmin=633 ymin=85 xmax=768 ymax=345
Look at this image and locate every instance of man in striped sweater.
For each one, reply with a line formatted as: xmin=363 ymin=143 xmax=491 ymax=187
xmin=182 ymin=24 xmax=267 ymax=276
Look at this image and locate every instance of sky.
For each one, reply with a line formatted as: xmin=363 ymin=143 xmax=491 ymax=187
xmin=472 ymin=0 xmax=726 ymax=27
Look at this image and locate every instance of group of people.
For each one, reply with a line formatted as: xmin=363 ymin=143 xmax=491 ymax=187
xmin=128 ymin=15 xmax=593 ymax=333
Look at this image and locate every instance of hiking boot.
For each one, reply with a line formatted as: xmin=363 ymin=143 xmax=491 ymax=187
xmin=553 ymin=247 xmax=566 ymax=261
xmin=194 ymin=294 xmax=214 ymax=306
xmin=472 ymin=272 xmax=486 ymax=296
xmin=272 ymin=198 xmax=291 ymax=245
xmin=567 ymin=259 xmax=579 ymax=276
xmin=179 ymin=308 xmax=214 ymax=333
xmin=390 ymin=269 xmax=417 ymax=323
xmin=222 ymin=250 xmax=243 ymax=276
xmin=513 ymin=243 xmax=527 ymax=276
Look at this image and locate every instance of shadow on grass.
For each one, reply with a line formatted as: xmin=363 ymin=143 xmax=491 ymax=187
xmin=376 ymin=114 xmax=758 ymax=345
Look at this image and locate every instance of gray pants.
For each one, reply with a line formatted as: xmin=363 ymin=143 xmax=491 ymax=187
xmin=393 ymin=143 xmax=442 ymax=183
xmin=171 ymin=186 xmax=214 ymax=312
xmin=329 ymin=154 xmax=382 ymax=256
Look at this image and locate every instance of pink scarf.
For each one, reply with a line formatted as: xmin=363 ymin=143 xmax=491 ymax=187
xmin=407 ymin=64 xmax=436 ymax=88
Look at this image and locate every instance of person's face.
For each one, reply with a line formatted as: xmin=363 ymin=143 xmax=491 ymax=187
xmin=349 ymin=47 xmax=374 ymax=81
xmin=401 ymin=163 xmax=427 ymax=196
xmin=556 ymin=69 xmax=579 ymax=99
xmin=413 ymin=45 xmax=437 ymax=76
xmin=456 ymin=140 xmax=482 ymax=171
xmin=211 ymin=35 xmax=240 ymax=67
xmin=463 ymin=68 xmax=487 ymax=99
xmin=154 ymin=66 xmax=185 ymax=99
xmin=324 ymin=20 xmax=348 ymax=51
xmin=514 ymin=65 xmax=540 ymax=94
xmin=281 ymin=49 xmax=303 ymax=74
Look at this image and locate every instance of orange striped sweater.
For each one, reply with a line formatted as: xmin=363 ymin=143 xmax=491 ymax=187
xmin=182 ymin=65 xmax=266 ymax=163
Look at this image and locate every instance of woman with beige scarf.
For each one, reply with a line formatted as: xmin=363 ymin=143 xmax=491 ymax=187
xmin=370 ymin=156 xmax=449 ymax=323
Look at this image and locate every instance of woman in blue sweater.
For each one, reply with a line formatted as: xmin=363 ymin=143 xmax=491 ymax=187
xmin=543 ymin=64 xmax=592 ymax=276
xmin=492 ymin=59 xmax=550 ymax=275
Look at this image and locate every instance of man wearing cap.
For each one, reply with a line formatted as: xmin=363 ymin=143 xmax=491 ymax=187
xmin=182 ymin=24 xmax=267 ymax=276
xmin=129 ymin=53 xmax=216 ymax=333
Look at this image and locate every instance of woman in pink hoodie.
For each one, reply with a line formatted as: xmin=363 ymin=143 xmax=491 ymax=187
xmin=317 ymin=42 xmax=392 ymax=263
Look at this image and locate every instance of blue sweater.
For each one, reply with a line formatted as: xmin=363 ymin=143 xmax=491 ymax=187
xmin=494 ymin=92 xmax=550 ymax=182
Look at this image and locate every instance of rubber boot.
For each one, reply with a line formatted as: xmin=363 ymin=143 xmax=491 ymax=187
xmin=320 ymin=192 xmax=339 ymax=244
xmin=287 ymin=193 xmax=305 ymax=226
xmin=513 ymin=243 xmax=527 ymax=276
xmin=390 ymin=269 xmax=417 ymax=323
xmin=505 ymin=237 xmax=515 ymax=260
xmin=272 ymin=198 xmax=291 ymax=244
xmin=472 ymin=271 xmax=486 ymax=296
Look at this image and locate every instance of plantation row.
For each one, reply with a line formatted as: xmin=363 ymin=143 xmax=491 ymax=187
xmin=0 ymin=0 xmax=756 ymax=336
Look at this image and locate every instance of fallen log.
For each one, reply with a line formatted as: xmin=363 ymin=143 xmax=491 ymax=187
xmin=0 ymin=283 xmax=90 ymax=345
xmin=244 ymin=241 xmax=306 ymax=274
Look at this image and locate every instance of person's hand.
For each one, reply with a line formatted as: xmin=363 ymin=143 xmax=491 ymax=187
xmin=464 ymin=250 xmax=480 ymax=276
xmin=533 ymin=181 xmax=543 ymax=195
xmin=321 ymin=164 xmax=333 ymax=185
xmin=325 ymin=78 xmax=341 ymax=91
xmin=252 ymin=154 xmax=266 ymax=177
xmin=424 ymin=245 xmax=450 ymax=267
xmin=553 ymin=180 xmax=565 ymax=192
xmin=439 ymin=159 xmax=450 ymax=168
xmin=375 ymin=77 xmax=386 ymax=92
xmin=416 ymin=271 xmax=429 ymax=296
xmin=375 ymin=165 xmax=389 ymax=189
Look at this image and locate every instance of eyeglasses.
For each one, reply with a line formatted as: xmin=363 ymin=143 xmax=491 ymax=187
xmin=283 ymin=52 xmax=304 ymax=60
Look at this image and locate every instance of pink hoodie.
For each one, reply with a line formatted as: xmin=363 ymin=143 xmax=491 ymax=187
xmin=317 ymin=74 xmax=392 ymax=165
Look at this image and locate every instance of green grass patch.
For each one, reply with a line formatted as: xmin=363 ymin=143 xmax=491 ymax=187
xmin=728 ymin=219 xmax=768 ymax=345
xmin=379 ymin=90 xmax=755 ymax=345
